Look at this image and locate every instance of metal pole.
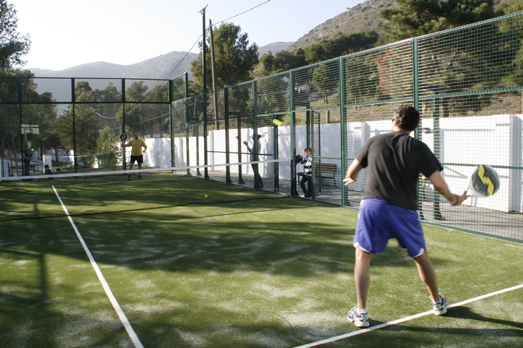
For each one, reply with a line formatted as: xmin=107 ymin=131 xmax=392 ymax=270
xmin=413 ymin=39 xmax=425 ymax=219
xmin=209 ymin=19 xmax=219 ymax=130
xmin=200 ymin=6 xmax=209 ymax=179
xmin=432 ymin=85 xmax=443 ymax=220
xmin=252 ymin=80 xmax=259 ymax=189
xmin=121 ymin=78 xmax=127 ymax=170
xmin=339 ymin=57 xmax=349 ymax=206
xmin=169 ymin=78 xmax=174 ymax=167
xmin=71 ymin=78 xmax=77 ymax=173
xmin=185 ymin=72 xmax=190 ymax=175
xmin=225 ymin=88 xmax=231 ymax=184
xmin=290 ymin=70 xmax=299 ymax=196
xmin=18 ymin=77 xmax=23 ymax=175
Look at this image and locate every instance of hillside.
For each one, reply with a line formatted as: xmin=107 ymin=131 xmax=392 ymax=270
xmin=28 ymin=42 xmax=293 ymax=80
xmin=287 ymin=0 xmax=519 ymax=52
xmin=28 ymin=0 xmax=519 ymax=80
xmin=257 ymin=42 xmax=293 ymax=56
xmin=288 ymin=0 xmax=395 ymax=51
xmin=29 ymin=51 xmax=198 ymax=80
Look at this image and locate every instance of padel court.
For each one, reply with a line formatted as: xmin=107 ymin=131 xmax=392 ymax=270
xmin=1 ymin=173 xmax=522 ymax=347
xmin=2 ymin=10 xmax=523 ymax=348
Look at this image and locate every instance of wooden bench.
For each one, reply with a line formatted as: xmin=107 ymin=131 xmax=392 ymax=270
xmin=318 ymin=163 xmax=337 ymax=188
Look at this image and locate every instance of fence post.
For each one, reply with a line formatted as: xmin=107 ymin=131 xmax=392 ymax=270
xmin=225 ymin=88 xmax=231 ymax=184
xmin=290 ymin=70 xmax=299 ymax=196
xmin=121 ymin=78 xmax=126 ymax=171
xmin=185 ymin=73 xmax=190 ymax=175
xmin=340 ymin=57 xmax=349 ymax=207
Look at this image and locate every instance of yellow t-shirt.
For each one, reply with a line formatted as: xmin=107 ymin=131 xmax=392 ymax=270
xmin=126 ymin=139 xmax=147 ymax=156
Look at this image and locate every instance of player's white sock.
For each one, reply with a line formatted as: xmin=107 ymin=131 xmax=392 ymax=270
xmin=357 ymin=308 xmax=367 ymax=315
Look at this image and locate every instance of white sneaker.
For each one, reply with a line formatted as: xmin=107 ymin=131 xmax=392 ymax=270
xmin=432 ymin=293 xmax=448 ymax=316
xmin=347 ymin=306 xmax=369 ymax=327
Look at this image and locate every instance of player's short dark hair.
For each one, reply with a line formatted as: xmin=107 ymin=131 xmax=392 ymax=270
xmin=304 ymin=147 xmax=312 ymax=153
xmin=394 ymin=105 xmax=420 ymax=131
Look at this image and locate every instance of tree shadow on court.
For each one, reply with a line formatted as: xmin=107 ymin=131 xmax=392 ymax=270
xmin=0 ymin=193 xmax=460 ymax=279
xmin=0 ymin=247 xmax=136 ymax=347
xmin=2 ymin=197 xmax=523 ymax=347
xmin=359 ymin=306 xmax=523 ymax=347
xmin=445 ymin=306 xmax=523 ymax=330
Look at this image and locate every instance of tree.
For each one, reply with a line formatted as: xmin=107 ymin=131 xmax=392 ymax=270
xmin=96 ymin=126 xmax=119 ymax=168
xmin=0 ymin=69 xmax=56 ymax=158
xmin=379 ymin=0 xmax=513 ymax=117
xmin=191 ymin=23 xmax=258 ymax=93
xmin=55 ymin=82 xmax=101 ymax=156
xmin=499 ymin=2 xmax=523 ymax=88
xmin=380 ymin=0 xmax=502 ymax=42
xmin=126 ymin=81 xmax=148 ymax=102
xmin=311 ymin=64 xmax=331 ymax=102
xmin=303 ymin=31 xmax=378 ymax=64
xmin=0 ymin=0 xmax=30 ymax=72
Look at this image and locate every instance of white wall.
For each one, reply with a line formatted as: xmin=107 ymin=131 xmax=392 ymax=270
xmin=142 ymin=114 xmax=522 ymax=213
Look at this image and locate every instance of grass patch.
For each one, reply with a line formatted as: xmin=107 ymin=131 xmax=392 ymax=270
xmin=1 ymin=197 xmax=522 ymax=347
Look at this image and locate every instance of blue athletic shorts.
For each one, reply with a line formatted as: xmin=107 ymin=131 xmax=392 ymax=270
xmin=354 ymin=198 xmax=426 ymax=258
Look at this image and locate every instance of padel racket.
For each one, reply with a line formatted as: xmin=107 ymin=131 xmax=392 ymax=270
xmin=464 ymin=164 xmax=500 ymax=197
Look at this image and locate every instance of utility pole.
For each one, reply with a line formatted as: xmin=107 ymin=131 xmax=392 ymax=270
xmin=199 ymin=5 xmax=209 ymax=178
xmin=200 ymin=5 xmax=208 ymax=96
xmin=209 ymin=19 xmax=219 ymax=130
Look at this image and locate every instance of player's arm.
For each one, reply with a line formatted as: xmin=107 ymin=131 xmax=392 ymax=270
xmin=343 ymin=159 xmax=363 ymax=185
xmin=142 ymin=141 xmax=147 ymax=152
xmin=428 ymin=171 xmax=466 ymax=206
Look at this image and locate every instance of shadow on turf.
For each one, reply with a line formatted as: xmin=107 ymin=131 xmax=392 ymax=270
xmin=375 ymin=306 xmax=523 ymax=337
xmin=0 ymin=201 xmax=458 ymax=280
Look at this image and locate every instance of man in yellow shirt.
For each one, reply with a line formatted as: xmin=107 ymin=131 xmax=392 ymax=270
xmin=124 ymin=132 xmax=147 ymax=180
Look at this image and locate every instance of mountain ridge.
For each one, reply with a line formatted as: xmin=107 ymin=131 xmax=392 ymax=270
xmin=27 ymin=0 xmax=518 ymax=80
xmin=28 ymin=42 xmax=294 ymax=80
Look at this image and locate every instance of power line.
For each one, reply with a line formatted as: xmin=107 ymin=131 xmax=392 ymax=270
xmin=93 ymin=0 xmax=273 ymax=119
xmin=160 ymin=34 xmax=202 ymax=83
xmin=162 ymin=0 xmax=272 ymax=82
xmin=211 ymin=0 xmax=271 ymax=28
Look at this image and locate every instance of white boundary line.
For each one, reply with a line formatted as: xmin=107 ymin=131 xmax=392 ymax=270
xmin=295 ymin=283 xmax=523 ymax=348
xmin=53 ymin=186 xmax=144 ymax=348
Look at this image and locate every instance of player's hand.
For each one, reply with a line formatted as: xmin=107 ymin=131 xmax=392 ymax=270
xmin=450 ymin=194 xmax=467 ymax=206
xmin=243 ymin=141 xmax=248 ymax=146
xmin=343 ymin=176 xmax=356 ymax=186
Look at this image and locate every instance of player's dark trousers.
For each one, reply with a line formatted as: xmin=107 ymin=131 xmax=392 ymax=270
xmin=251 ymin=164 xmax=263 ymax=188
xmin=300 ymin=175 xmax=312 ymax=197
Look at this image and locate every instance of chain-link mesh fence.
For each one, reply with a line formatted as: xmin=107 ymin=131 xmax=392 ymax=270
xmin=1 ymin=13 xmax=522 ymax=240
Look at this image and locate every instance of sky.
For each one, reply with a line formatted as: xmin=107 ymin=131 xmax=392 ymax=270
xmin=10 ymin=0 xmax=364 ymax=71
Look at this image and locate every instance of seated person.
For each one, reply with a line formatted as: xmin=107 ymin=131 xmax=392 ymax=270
xmin=44 ymin=164 xmax=53 ymax=175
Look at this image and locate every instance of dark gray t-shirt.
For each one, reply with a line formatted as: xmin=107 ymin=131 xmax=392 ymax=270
xmin=356 ymin=132 xmax=443 ymax=211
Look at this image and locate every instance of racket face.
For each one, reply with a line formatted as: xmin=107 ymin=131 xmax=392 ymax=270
xmin=468 ymin=164 xmax=500 ymax=197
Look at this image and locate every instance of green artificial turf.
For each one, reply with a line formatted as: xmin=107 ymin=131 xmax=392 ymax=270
xmin=1 ymin=197 xmax=522 ymax=347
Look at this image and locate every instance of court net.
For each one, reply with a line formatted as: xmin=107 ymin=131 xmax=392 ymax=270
xmin=0 ymin=159 xmax=291 ymax=222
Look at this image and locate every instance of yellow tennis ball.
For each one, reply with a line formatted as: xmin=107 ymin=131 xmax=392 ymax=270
xmin=204 ymin=195 xmax=208 ymax=198
xmin=272 ymin=119 xmax=283 ymax=126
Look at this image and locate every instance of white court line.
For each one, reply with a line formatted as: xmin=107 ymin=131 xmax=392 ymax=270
xmin=53 ymin=186 xmax=144 ymax=348
xmin=295 ymin=283 xmax=523 ymax=348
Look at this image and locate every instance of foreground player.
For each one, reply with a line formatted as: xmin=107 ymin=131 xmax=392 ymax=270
xmin=124 ymin=132 xmax=147 ymax=181
xmin=343 ymin=105 xmax=467 ymax=328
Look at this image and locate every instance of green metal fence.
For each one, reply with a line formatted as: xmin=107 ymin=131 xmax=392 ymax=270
xmin=1 ymin=11 xmax=522 ymax=241
xmin=176 ymin=11 xmax=523 ymax=241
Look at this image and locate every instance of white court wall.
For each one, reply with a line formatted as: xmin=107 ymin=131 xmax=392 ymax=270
xmin=143 ymin=114 xmax=522 ymax=213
